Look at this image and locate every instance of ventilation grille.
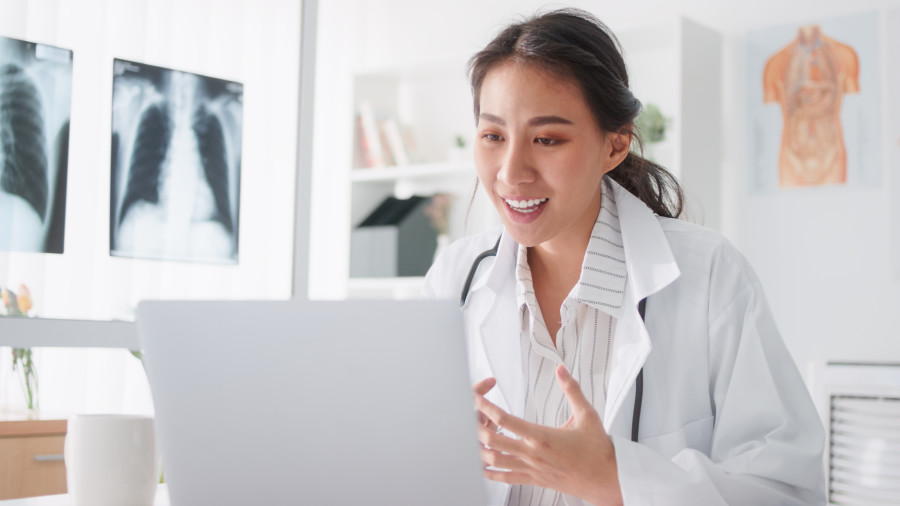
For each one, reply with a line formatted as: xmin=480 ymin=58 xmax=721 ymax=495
xmin=829 ymin=395 xmax=900 ymax=505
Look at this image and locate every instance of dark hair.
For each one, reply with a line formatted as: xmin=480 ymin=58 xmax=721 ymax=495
xmin=467 ymin=8 xmax=683 ymax=219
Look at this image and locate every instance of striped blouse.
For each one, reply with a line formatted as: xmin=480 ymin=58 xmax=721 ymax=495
xmin=508 ymin=179 xmax=627 ymax=506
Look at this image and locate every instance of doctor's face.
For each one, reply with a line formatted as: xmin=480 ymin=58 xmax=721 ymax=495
xmin=474 ymin=61 xmax=623 ymax=251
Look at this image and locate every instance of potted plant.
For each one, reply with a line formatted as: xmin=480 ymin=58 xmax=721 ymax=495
xmin=1 ymin=285 xmax=39 ymax=413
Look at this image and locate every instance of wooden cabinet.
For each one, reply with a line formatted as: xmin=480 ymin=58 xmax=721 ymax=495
xmin=0 ymin=417 xmax=68 ymax=499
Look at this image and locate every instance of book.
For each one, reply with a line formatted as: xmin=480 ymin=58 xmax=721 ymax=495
xmin=380 ymin=118 xmax=409 ymax=167
xmin=357 ymin=100 xmax=385 ymax=167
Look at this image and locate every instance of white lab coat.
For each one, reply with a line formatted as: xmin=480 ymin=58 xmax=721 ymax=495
xmin=423 ymin=179 xmax=826 ymax=506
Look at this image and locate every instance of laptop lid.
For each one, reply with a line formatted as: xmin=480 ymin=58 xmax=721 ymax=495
xmin=136 ymin=299 xmax=486 ymax=506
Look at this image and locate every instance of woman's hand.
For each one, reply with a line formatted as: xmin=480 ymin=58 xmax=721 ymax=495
xmin=473 ymin=365 xmax=623 ymax=506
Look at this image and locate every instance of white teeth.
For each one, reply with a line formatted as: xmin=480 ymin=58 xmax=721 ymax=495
xmin=504 ymin=198 xmax=547 ymax=212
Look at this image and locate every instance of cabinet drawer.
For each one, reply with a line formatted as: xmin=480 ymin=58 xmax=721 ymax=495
xmin=0 ymin=435 xmax=68 ymax=499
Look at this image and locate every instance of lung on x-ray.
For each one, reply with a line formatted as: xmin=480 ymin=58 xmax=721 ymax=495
xmin=0 ymin=36 xmax=72 ymax=254
xmin=110 ymin=59 xmax=242 ymax=264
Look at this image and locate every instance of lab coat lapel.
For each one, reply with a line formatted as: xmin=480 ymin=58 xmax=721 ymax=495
xmin=464 ymin=232 xmax=525 ymax=418
xmin=602 ymin=179 xmax=680 ymax=429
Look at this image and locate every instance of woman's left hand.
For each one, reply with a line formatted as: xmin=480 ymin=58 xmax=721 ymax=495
xmin=474 ymin=364 xmax=623 ymax=506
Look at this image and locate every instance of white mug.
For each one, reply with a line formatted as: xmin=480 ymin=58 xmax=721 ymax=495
xmin=65 ymin=414 xmax=160 ymax=506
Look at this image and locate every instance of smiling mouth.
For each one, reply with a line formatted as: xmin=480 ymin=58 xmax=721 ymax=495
xmin=504 ymin=198 xmax=548 ymax=214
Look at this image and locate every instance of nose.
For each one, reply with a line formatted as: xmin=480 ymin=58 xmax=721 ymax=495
xmin=496 ymin=138 xmax=535 ymax=186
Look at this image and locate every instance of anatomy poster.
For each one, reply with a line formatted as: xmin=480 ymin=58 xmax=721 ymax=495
xmin=0 ymin=36 xmax=71 ymax=253
xmin=110 ymin=59 xmax=243 ymax=264
xmin=747 ymin=11 xmax=880 ymax=191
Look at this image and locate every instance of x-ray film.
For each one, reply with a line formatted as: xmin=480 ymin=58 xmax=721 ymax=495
xmin=0 ymin=36 xmax=72 ymax=254
xmin=110 ymin=59 xmax=242 ymax=264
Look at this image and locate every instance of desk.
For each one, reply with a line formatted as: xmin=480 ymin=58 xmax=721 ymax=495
xmin=0 ymin=485 xmax=169 ymax=505
xmin=0 ymin=414 xmax=67 ymax=499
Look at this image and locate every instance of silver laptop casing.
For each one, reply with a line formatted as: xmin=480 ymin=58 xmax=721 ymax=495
xmin=137 ymin=299 xmax=486 ymax=506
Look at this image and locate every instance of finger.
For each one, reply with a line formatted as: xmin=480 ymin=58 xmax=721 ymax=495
xmin=483 ymin=468 xmax=535 ymax=486
xmin=477 ymin=410 xmax=502 ymax=435
xmin=480 ymin=447 xmax=531 ymax=472
xmin=472 ymin=377 xmax=497 ymax=396
xmin=474 ymin=393 xmax=538 ymax=438
xmin=555 ymin=364 xmax=594 ymax=418
xmin=476 ymin=419 xmax=502 ymax=446
xmin=477 ymin=425 xmax=531 ymax=456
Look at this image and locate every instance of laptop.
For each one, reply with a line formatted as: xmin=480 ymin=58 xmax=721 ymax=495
xmin=136 ymin=299 xmax=487 ymax=506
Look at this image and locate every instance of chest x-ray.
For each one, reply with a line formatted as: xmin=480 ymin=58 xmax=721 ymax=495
xmin=0 ymin=36 xmax=71 ymax=254
xmin=110 ymin=59 xmax=242 ymax=264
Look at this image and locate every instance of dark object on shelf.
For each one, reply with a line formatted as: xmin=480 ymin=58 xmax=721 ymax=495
xmin=350 ymin=195 xmax=437 ymax=278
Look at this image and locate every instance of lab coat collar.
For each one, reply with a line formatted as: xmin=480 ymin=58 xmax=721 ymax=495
xmin=609 ymin=177 xmax=680 ymax=303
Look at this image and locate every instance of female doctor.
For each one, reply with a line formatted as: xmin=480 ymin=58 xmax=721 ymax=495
xmin=423 ymin=9 xmax=826 ymax=506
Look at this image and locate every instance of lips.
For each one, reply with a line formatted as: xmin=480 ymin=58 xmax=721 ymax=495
xmin=504 ymin=197 xmax=548 ymax=213
xmin=500 ymin=196 xmax=549 ymax=224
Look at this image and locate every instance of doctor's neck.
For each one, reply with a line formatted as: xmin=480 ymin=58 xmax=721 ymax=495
xmin=526 ymin=218 xmax=595 ymax=290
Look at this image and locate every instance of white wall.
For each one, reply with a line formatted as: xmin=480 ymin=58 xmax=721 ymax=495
xmin=722 ymin=4 xmax=900 ymax=382
xmin=309 ymin=0 xmax=900 ymax=391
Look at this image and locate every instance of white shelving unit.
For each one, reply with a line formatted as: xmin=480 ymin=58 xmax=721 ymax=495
xmin=350 ymin=161 xmax=473 ymax=183
xmin=617 ymin=18 xmax=723 ymax=228
xmin=346 ymin=59 xmax=498 ymax=299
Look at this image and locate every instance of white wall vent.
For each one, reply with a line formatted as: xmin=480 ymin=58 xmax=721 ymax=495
xmin=825 ymin=363 xmax=900 ymax=505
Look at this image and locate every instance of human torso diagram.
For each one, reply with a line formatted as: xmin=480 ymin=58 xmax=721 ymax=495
xmin=763 ymin=26 xmax=859 ymax=187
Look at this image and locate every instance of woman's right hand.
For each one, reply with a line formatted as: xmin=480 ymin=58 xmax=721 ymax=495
xmin=473 ymin=377 xmax=500 ymax=442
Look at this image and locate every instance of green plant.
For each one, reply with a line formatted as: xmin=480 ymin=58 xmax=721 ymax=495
xmin=635 ymin=103 xmax=669 ymax=143
xmin=2 ymin=285 xmax=39 ymax=411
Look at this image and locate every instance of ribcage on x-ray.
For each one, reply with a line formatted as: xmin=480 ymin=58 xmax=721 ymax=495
xmin=192 ymin=105 xmax=233 ymax=233
xmin=119 ymin=103 xmax=172 ymax=225
xmin=118 ymin=102 xmax=234 ymax=232
xmin=0 ymin=63 xmax=48 ymax=221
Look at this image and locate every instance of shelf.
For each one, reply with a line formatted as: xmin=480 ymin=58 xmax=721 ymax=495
xmin=351 ymin=160 xmax=474 ymax=182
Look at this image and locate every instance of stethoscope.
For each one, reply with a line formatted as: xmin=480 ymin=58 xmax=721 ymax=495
xmin=459 ymin=235 xmax=645 ymax=443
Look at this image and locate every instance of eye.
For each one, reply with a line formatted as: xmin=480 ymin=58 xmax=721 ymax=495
xmin=535 ymin=137 xmax=557 ymax=146
xmin=482 ymin=133 xmax=503 ymax=142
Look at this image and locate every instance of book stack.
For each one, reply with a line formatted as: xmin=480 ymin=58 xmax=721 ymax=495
xmin=357 ymin=100 xmax=410 ymax=168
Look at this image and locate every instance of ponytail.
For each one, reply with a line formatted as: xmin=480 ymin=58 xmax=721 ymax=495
xmin=608 ymin=150 xmax=684 ymax=219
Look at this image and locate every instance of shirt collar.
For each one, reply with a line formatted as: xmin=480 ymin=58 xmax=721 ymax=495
xmin=511 ymin=179 xmax=628 ymax=318
xmin=514 ymin=244 xmax=531 ymax=310
xmin=572 ymin=179 xmax=628 ymax=317
xmin=468 ymin=177 xmax=679 ymax=307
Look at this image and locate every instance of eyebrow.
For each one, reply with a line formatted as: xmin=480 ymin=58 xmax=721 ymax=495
xmin=478 ymin=113 xmax=574 ymax=127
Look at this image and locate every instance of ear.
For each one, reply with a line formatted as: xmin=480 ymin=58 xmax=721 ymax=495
xmin=604 ymin=130 xmax=632 ymax=173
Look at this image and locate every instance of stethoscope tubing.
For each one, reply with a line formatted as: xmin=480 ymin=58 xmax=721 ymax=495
xmin=459 ymin=233 xmax=645 ymax=443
